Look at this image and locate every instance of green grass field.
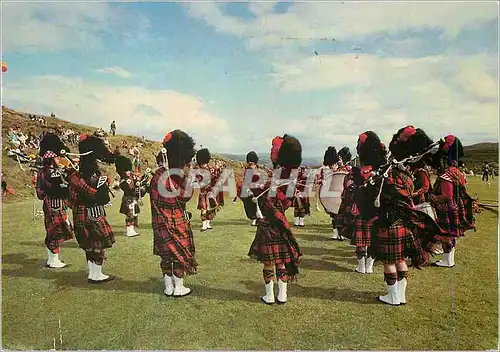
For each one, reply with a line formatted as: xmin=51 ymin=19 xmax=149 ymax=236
xmin=2 ymin=177 xmax=498 ymax=350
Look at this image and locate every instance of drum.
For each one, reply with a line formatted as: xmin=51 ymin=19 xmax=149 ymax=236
xmin=413 ymin=202 xmax=437 ymax=221
xmin=319 ymin=170 xmax=348 ymax=215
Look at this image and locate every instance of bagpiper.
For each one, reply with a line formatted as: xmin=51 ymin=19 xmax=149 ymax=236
xmin=115 ymin=155 xmax=142 ymax=237
xmin=196 ymin=148 xmax=220 ymax=231
xmin=293 ymin=165 xmax=311 ymax=227
xmin=36 ymin=133 xmax=74 ymax=268
xmin=235 ymin=151 xmax=261 ymax=226
xmin=248 ymin=134 xmax=303 ymax=305
xmin=150 ymin=130 xmax=197 ymax=297
xmin=331 ymin=146 xmax=353 ymax=241
xmin=375 ymin=126 xmax=442 ymax=305
xmin=68 ymin=134 xmax=116 ymax=283
xmin=429 ymin=134 xmax=476 ymax=268
xmin=351 ymin=132 xmax=387 ymax=274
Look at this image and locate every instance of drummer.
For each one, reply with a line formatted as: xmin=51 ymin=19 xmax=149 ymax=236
xmin=318 ymin=147 xmax=343 ymax=239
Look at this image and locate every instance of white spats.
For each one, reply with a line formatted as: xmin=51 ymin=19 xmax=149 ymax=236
xmin=261 ymin=281 xmax=275 ymax=305
xmin=277 ymin=280 xmax=287 ymax=304
xmin=298 ymin=217 xmax=305 ymax=227
xmin=433 ymin=249 xmax=455 ymax=268
xmin=201 ymin=220 xmax=208 ymax=232
xmin=87 ymin=261 xmax=93 ymax=280
xmin=173 ymin=276 xmax=192 ymax=297
xmin=46 ymin=249 xmax=67 ymax=268
xmin=125 ymin=225 xmax=139 ymax=237
xmin=251 ymin=219 xmax=257 ymax=226
xmin=164 ymin=274 xmax=174 ymax=296
xmin=207 ymin=220 xmax=213 ymax=230
xmin=377 ymin=284 xmax=401 ymax=306
xmin=397 ymin=278 xmax=407 ymax=305
xmin=365 ymin=257 xmax=375 ymax=274
xmin=331 ymin=228 xmax=339 ymax=240
xmin=294 ymin=217 xmax=300 ymax=226
xmin=87 ymin=263 xmax=115 ymax=284
xmin=355 ymin=257 xmax=366 ymax=274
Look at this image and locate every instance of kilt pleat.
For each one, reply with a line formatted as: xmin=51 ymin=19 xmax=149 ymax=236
xmin=73 ymin=205 xmax=115 ymax=251
xmin=152 ymin=205 xmax=197 ymax=275
xmin=120 ymin=196 xmax=140 ymax=216
xmin=43 ymin=198 xmax=73 ymax=244
xmin=353 ymin=216 xmax=378 ymax=247
xmin=248 ymin=218 xmax=302 ymax=280
xmin=375 ymin=220 xmax=426 ymax=267
xmin=293 ymin=197 xmax=311 ymax=217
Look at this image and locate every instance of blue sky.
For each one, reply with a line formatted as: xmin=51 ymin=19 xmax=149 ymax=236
xmin=2 ymin=1 xmax=498 ymax=157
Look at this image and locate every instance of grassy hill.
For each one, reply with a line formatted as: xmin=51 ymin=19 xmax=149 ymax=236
xmin=462 ymin=142 xmax=498 ymax=174
xmin=1 ymin=106 xmax=242 ymax=202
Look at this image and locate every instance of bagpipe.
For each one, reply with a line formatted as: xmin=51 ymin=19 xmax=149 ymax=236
xmin=360 ymin=141 xmax=441 ymax=214
xmin=155 ymin=148 xmax=193 ymax=221
xmin=244 ymin=166 xmax=314 ymax=220
xmin=57 ymin=149 xmax=116 ymax=199
xmin=134 ymin=168 xmax=154 ymax=205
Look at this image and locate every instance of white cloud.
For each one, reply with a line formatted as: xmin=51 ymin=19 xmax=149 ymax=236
xmin=2 ymin=2 xmax=148 ymax=53
xmin=97 ymin=67 xmax=132 ymax=79
xmin=3 ymin=76 xmax=236 ymax=151
xmin=185 ymin=2 xmax=497 ymax=50
xmin=271 ymin=54 xmax=446 ymax=92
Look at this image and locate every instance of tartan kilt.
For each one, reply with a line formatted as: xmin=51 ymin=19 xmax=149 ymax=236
xmin=197 ymin=192 xmax=208 ymax=210
xmin=457 ymin=194 xmax=476 ymax=234
xmin=43 ymin=198 xmax=73 ymax=244
xmin=248 ymin=218 xmax=302 ymax=280
xmin=375 ymin=220 xmax=427 ymax=267
xmin=335 ymin=194 xmax=355 ymax=239
xmin=353 ymin=216 xmax=378 ymax=247
xmin=293 ymin=196 xmax=311 ymax=217
xmin=241 ymin=197 xmax=257 ymax=220
xmin=152 ymin=205 xmax=197 ymax=275
xmin=72 ymin=204 xmax=115 ymax=251
xmin=217 ymin=192 xmax=225 ymax=207
xmin=434 ymin=201 xmax=461 ymax=237
xmin=119 ymin=195 xmax=140 ymax=217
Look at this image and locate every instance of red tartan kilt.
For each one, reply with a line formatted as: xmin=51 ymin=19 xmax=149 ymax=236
xmin=375 ymin=221 xmax=426 ymax=266
xmin=119 ymin=196 xmax=140 ymax=216
xmin=248 ymin=219 xmax=302 ymax=265
xmin=353 ymin=216 xmax=377 ymax=247
xmin=43 ymin=201 xmax=73 ymax=243
xmin=293 ymin=197 xmax=311 ymax=217
xmin=73 ymin=206 xmax=115 ymax=251
xmin=152 ymin=207 xmax=197 ymax=275
xmin=197 ymin=193 xmax=208 ymax=210
xmin=217 ymin=192 xmax=224 ymax=206
xmin=434 ymin=201 xmax=461 ymax=237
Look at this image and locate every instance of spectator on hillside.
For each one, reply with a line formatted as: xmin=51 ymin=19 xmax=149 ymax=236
xmin=50 ymin=112 xmax=55 ymax=118
xmin=482 ymin=161 xmax=490 ymax=182
xmin=110 ymin=121 xmax=116 ymax=136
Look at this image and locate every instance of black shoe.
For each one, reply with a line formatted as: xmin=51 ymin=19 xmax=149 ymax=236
xmin=87 ymin=275 xmax=115 ymax=284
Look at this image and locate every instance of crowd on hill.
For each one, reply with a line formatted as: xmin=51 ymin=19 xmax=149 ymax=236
xmin=2 ymin=112 xmax=156 ymax=202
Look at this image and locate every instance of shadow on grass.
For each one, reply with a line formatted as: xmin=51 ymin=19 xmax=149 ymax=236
xmin=321 ymin=255 xmax=359 ymax=266
xmin=299 ymin=258 xmax=353 ymax=272
xmin=2 ymin=253 xmax=257 ymax=302
xmin=294 ymin=232 xmax=336 ymax=242
xmin=18 ymin=240 xmax=81 ymax=248
xmin=240 ymin=280 xmax=380 ymax=304
xmin=299 ymin=246 xmax=354 ymax=257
